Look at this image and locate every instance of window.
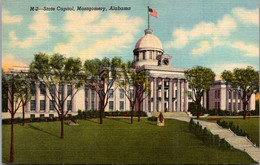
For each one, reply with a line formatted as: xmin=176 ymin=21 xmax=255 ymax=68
xmin=91 ymin=90 xmax=95 ymax=99
xmin=30 ymin=100 xmax=35 ymax=111
xmin=229 ymin=103 xmax=231 ymax=110
xmin=40 ymin=114 xmax=45 ymax=118
xmin=67 ymin=114 xmax=72 ymax=117
xmin=85 ymin=101 xmax=88 ymax=110
xmin=67 ymin=85 xmax=72 ymax=96
xmin=120 ymin=89 xmax=124 ymax=98
xmin=30 ymin=83 xmax=36 ymax=95
xmin=40 ymin=100 xmax=45 ymax=110
xmin=175 ymin=90 xmax=177 ymax=98
xmin=130 ymin=80 xmax=134 ymax=86
xmin=233 ymin=103 xmax=236 ymax=111
xmin=40 ymin=83 xmax=45 ymax=94
xmin=238 ymin=93 xmax=241 ymax=99
xmin=215 ymin=102 xmax=217 ymax=109
xmin=50 ymin=100 xmax=54 ymax=110
xmin=218 ymin=90 xmax=220 ymax=99
xmin=59 ymin=84 xmax=63 ymax=95
xmin=49 ymin=114 xmax=54 ymax=118
xmin=109 ymin=89 xmax=114 ymax=98
xmin=85 ymin=86 xmax=89 ymax=98
xmin=91 ymin=101 xmax=95 ymax=110
xmin=238 ymin=103 xmax=241 ymax=110
xmin=67 ymin=100 xmax=72 ymax=111
xmin=233 ymin=92 xmax=236 ymax=98
xmin=188 ymin=91 xmax=192 ymax=99
xmin=120 ymin=101 xmax=124 ymax=110
xmin=218 ymin=102 xmax=220 ymax=110
xmin=136 ymin=54 xmax=139 ymax=61
xmin=30 ymin=114 xmax=35 ymax=118
xmin=229 ymin=91 xmax=232 ymax=99
xmin=149 ymin=51 xmax=152 ymax=59
xmin=109 ymin=101 xmax=114 ymax=110
xmin=215 ymin=90 xmax=217 ymax=99
xmin=49 ymin=84 xmax=55 ymax=95
xmin=143 ymin=52 xmax=145 ymax=60
xmin=98 ymin=101 xmax=101 ymax=110
xmin=130 ymin=89 xmax=134 ymax=99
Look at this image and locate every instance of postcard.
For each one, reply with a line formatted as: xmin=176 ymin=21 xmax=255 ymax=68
xmin=2 ymin=0 xmax=259 ymax=164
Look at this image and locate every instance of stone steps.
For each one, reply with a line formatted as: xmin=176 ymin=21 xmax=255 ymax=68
xmin=172 ymin=117 xmax=260 ymax=163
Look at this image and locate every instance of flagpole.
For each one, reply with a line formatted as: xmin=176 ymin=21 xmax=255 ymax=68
xmin=147 ymin=6 xmax=150 ymax=29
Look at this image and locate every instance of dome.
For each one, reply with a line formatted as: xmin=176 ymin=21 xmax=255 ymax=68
xmin=134 ymin=29 xmax=163 ymax=51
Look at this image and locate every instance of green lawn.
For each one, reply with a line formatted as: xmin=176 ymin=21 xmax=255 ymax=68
xmin=200 ymin=117 xmax=259 ymax=146
xmin=2 ymin=118 xmax=256 ymax=164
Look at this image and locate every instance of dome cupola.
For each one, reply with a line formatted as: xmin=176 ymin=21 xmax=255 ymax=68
xmin=133 ymin=29 xmax=164 ymax=67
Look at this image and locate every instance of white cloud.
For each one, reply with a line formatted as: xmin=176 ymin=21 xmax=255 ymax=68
xmin=232 ymin=7 xmax=259 ymax=25
xmin=165 ymin=14 xmax=237 ymax=51
xmin=166 ymin=7 xmax=258 ymax=58
xmin=9 ymin=11 xmax=55 ymax=48
xmin=211 ymin=63 xmax=257 ymax=80
xmin=54 ymin=12 xmax=143 ymax=60
xmin=191 ymin=41 xmax=211 ymax=55
xmin=2 ymin=10 xmax=23 ymax=24
xmin=228 ymin=42 xmax=258 ymax=57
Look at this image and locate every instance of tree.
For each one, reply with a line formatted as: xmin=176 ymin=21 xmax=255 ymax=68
xmin=7 ymin=74 xmax=29 ymax=162
xmin=119 ymin=61 xmax=150 ymax=123
xmin=133 ymin=70 xmax=150 ymax=122
xmin=2 ymin=69 xmax=8 ymax=112
xmin=29 ymin=53 xmax=85 ymax=138
xmin=221 ymin=66 xmax=259 ymax=119
xmin=13 ymin=73 xmax=31 ymax=126
xmin=84 ymin=57 xmax=122 ymax=124
xmin=184 ymin=66 xmax=215 ymax=119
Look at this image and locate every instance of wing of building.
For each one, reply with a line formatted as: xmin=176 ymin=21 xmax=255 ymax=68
xmin=3 ymin=29 xmax=255 ymax=119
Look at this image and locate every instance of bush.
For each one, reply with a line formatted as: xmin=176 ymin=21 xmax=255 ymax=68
xmin=189 ymin=118 xmax=231 ymax=149
xmin=147 ymin=116 xmax=157 ymax=121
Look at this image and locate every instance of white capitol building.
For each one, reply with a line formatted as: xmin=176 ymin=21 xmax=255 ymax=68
xmin=5 ymin=28 xmax=255 ymax=119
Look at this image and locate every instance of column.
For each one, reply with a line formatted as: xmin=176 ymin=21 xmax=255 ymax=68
xmin=145 ymin=80 xmax=149 ymax=112
xmin=8 ymin=83 xmax=12 ymax=112
xmin=35 ymin=82 xmax=40 ymax=112
xmin=26 ymin=100 xmax=30 ymax=112
xmin=173 ymin=80 xmax=175 ymax=111
xmin=177 ymin=79 xmax=180 ymax=112
xmin=72 ymin=85 xmax=77 ymax=112
xmin=169 ymin=79 xmax=173 ymax=112
xmin=184 ymin=80 xmax=188 ymax=112
xmin=55 ymin=84 xmax=59 ymax=111
xmin=226 ymin=85 xmax=229 ymax=111
xmin=180 ymin=80 xmax=183 ymax=112
xmin=231 ymin=90 xmax=233 ymax=111
xmin=153 ymin=77 xmax=157 ymax=112
xmin=235 ymin=91 xmax=238 ymax=111
xmin=88 ymin=88 xmax=91 ymax=110
xmin=45 ymin=85 xmax=50 ymax=112
xmin=161 ymin=78 xmax=164 ymax=112
xmin=203 ymin=91 xmax=207 ymax=108
xmin=63 ymin=84 xmax=67 ymax=112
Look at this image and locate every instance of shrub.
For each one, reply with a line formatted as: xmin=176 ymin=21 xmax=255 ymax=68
xmin=147 ymin=116 xmax=157 ymax=121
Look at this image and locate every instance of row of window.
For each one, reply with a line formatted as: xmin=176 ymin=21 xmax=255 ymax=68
xmin=31 ymin=83 xmax=73 ymax=96
xmin=228 ymin=91 xmax=241 ymax=99
xmin=135 ymin=51 xmax=162 ymax=61
xmin=30 ymin=100 xmax=72 ymax=111
xmin=109 ymin=101 xmax=125 ymax=110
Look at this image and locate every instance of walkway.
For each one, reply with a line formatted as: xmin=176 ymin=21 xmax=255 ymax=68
xmin=169 ymin=116 xmax=260 ymax=163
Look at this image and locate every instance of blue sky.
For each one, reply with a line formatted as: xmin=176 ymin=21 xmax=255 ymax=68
xmin=2 ymin=0 xmax=259 ymax=78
